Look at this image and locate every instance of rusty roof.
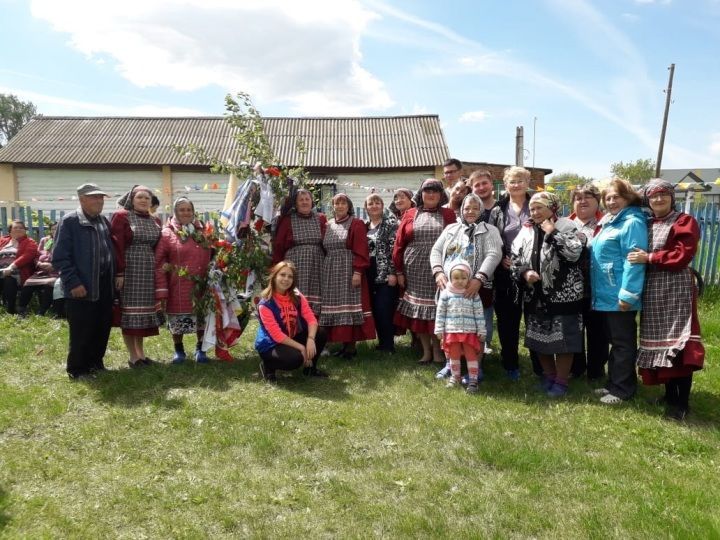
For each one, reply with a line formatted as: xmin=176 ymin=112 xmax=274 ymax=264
xmin=0 ymin=115 xmax=449 ymax=169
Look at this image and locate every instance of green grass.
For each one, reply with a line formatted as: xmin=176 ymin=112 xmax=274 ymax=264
xmin=1 ymin=296 xmax=719 ymax=538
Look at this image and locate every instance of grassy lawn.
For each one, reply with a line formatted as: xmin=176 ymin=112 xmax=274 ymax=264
xmin=1 ymin=294 xmax=719 ymax=538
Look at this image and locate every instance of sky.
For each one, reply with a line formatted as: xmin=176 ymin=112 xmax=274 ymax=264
xmin=1 ymin=0 xmax=719 ymax=179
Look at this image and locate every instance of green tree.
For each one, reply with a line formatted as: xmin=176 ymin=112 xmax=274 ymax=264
xmin=547 ymin=171 xmax=595 ymax=206
xmin=0 ymin=94 xmax=37 ymax=147
xmin=610 ymin=158 xmax=655 ymax=184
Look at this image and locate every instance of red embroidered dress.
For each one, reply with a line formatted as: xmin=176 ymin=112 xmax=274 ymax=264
xmin=637 ymin=212 xmax=704 ymax=384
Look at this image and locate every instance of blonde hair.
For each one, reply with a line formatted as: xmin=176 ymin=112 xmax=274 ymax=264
xmin=261 ymin=261 xmax=299 ymax=304
xmin=503 ymin=166 xmax=531 ymax=185
xmin=469 ymin=169 xmax=493 ymax=182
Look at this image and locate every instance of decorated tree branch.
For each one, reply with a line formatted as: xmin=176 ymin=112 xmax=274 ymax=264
xmin=173 ymin=92 xmax=308 ymax=361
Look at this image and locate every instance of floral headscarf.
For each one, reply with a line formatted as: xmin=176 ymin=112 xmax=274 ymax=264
xmin=641 ymin=178 xmax=676 ymax=209
xmin=170 ymin=197 xmax=200 ymax=242
xmin=529 ymin=191 xmax=561 ymax=220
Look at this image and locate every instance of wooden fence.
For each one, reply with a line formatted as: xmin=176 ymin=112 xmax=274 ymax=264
xmin=3 ymin=202 xmax=720 ymax=286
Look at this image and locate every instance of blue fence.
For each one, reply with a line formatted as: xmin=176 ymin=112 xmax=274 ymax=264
xmin=4 ymin=202 xmax=720 ymax=286
xmin=0 ymin=206 xmax=220 ymax=238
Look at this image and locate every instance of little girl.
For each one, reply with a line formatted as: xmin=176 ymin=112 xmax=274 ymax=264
xmin=434 ymin=260 xmax=486 ymax=394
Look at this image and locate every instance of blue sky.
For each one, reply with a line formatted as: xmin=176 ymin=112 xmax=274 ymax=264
xmin=1 ymin=0 xmax=718 ymax=179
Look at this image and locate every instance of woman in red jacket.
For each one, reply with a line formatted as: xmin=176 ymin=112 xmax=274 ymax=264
xmin=628 ymin=179 xmax=704 ymax=420
xmin=393 ymin=179 xmax=457 ymax=363
xmin=0 ymin=220 xmax=38 ymax=315
xmin=155 ymin=197 xmax=213 ymax=364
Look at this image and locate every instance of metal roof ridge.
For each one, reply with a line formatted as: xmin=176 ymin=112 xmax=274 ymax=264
xmin=30 ymin=114 xmax=442 ymax=121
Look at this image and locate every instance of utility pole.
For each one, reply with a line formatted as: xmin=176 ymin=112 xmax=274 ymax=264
xmin=655 ymin=63 xmax=675 ymax=177
xmin=532 ymin=117 xmax=537 ymax=169
xmin=515 ymin=126 xmax=524 ymax=166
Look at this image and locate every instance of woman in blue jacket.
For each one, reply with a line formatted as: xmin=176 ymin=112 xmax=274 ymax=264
xmin=589 ymin=179 xmax=648 ymax=404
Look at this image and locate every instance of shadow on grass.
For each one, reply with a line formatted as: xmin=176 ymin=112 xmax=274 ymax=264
xmin=0 ymin=485 xmax=10 ymax=532
xmin=466 ymin=353 xmax=720 ymax=428
xmin=85 ymin=361 xmax=241 ymax=409
xmin=85 ymin=348 xmax=357 ymax=406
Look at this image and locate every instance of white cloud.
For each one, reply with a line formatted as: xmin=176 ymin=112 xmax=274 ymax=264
xmin=621 ymin=12 xmax=640 ymax=21
xmin=459 ymin=111 xmax=488 ymax=123
xmin=0 ymin=86 xmax=205 ymax=116
xmin=29 ymin=0 xmax=393 ymax=115
xmin=709 ymin=133 xmax=720 ymax=156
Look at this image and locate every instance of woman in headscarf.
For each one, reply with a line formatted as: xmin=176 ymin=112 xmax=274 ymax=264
xmin=111 ymin=185 xmax=165 ymax=368
xmin=627 ymin=179 xmax=704 ymax=420
xmin=155 ymin=197 xmax=213 ymax=364
xmin=393 ymin=178 xmax=457 ymax=363
xmin=430 ymin=193 xmax=503 ymax=379
xmin=389 ymin=188 xmax=415 ymax=220
xmin=272 ymin=188 xmax=327 ymax=316
xmin=511 ymin=192 xmax=586 ymax=397
xmin=319 ymin=193 xmax=375 ymax=358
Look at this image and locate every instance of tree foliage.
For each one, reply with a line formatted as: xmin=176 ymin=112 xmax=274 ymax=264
xmin=546 ymin=172 xmax=595 ymax=206
xmin=0 ymin=94 xmax=37 ymax=147
xmin=176 ymin=92 xmax=308 ymax=202
xmin=549 ymin=171 xmax=594 ymax=185
xmin=610 ymin=158 xmax=656 ymax=184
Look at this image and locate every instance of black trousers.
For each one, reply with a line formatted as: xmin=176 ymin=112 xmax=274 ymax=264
xmin=572 ymin=304 xmax=610 ymax=379
xmin=18 ymin=284 xmax=54 ymax=314
xmin=602 ymin=310 xmax=638 ymax=400
xmin=259 ymin=328 xmax=327 ymax=375
xmin=65 ymin=273 xmax=113 ymax=377
xmin=370 ymin=282 xmax=398 ymax=351
xmin=494 ymin=268 xmax=541 ymax=375
xmin=2 ymin=275 xmax=19 ymax=314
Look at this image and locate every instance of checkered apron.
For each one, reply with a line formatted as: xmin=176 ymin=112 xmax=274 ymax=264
xmin=287 ymin=213 xmax=324 ymax=316
xmin=397 ymin=210 xmax=444 ymax=321
xmin=637 ymin=212 xmax=693 ymax=369
xmin=319 ymin=218 xmax=364 ymax=327
xmin=120 ymin=212 xmax=165 ymax=329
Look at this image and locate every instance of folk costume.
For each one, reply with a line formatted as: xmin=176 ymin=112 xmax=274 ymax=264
xmin=272 ymin=189 xmax=327 ymax=316
xmin=111 ymin=185 xmax=165 ymax=336
xmin=319 ymin=195 xmax=376 ymax=343
xmin=636 ymin=180 xmax=704 ymax=416
xmin=393 ymin=181 xmax=457 ymax=334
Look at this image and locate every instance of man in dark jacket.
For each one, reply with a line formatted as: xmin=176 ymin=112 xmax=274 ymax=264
xmin=53 ymin=183 xmax=115 ymax=380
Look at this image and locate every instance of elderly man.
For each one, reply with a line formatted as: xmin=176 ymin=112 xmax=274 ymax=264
xmin=53 ymin=183 xmax=115 ymax=380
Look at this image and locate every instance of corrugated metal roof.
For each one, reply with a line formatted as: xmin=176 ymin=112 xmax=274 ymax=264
xmin=306 ymin=175 xmax=337 ymax=185
xmin=0 ymin=116 xmax=449 ymax=169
